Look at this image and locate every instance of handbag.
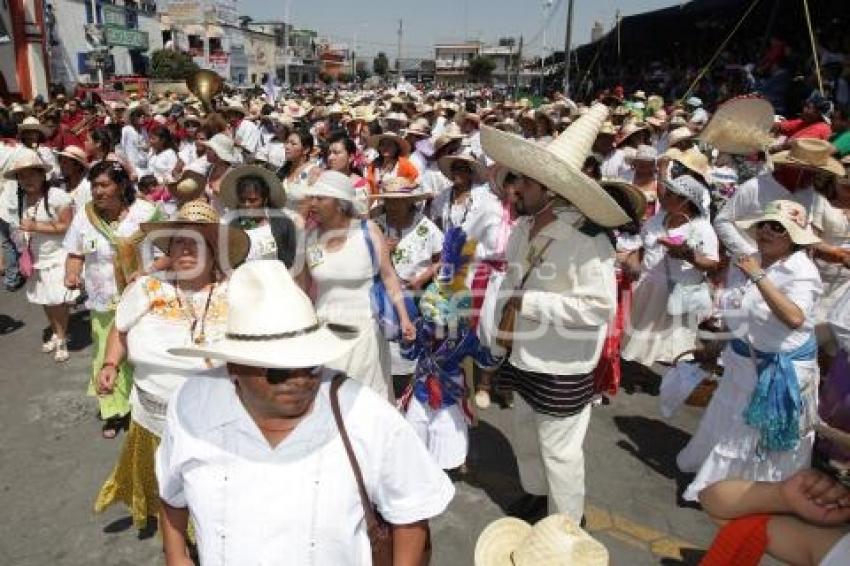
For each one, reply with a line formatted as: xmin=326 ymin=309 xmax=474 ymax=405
xmin=330 ymin=375 xmax=393 ymax=566
xmin=360 ymin=219 xmax=418 ymax=341
xmin=18 ymin=235 xmax=34 ymax=279
xmin=496 ymin=238 xmax=554 ymax=351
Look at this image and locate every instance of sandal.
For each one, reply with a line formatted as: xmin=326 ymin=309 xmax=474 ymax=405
xmin=41 ymin=334 xmax=59 ymax=353
xmin=102 ymin=415 xmax=129 ymax=439
xmin=54 ymin=341 xmax=69 ymax=363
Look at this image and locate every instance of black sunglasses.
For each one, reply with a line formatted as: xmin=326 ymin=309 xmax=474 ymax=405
xmin=263 ymin=366 xmax=319 ymax=383
xmin=755 ymin=220 xmax=787 ymax=235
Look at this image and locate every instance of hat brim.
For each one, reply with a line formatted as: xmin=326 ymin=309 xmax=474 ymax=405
xmin=772 ymin=151 xmax=844 ymax=177
xmin=140 ymin=221 xmax=251 ymax=267
xmin=481 ymin=126 xmax=630 ymax=227
xmin=474 ymin=518 xmax=531 ymax=566
xmin=18 ymin=124 xmax=50 ymax=138
xmin=437 ymin=155 xmax=486 ymax=185
xmin=735 ymin=213 xmax=821 ymax=246
xmin=601 ymin=180 xmax=648 ymax=223
xmin=369 ymin=133 xmax=411 ymax=156
xmin=3 ymin=162 xmax=48 ymax=179
xmin=219 ymin=165 xmax=286 ymax=210
xmin=168 ymin=322 xmax=360 ymax=369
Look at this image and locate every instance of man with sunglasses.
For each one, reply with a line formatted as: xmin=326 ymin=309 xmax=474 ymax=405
xmin=156 ymin=260 xmax=453 ymax=566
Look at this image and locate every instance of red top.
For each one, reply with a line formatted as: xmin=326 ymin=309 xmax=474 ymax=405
xmin=777 ymin=119 xmax=832 ymax=141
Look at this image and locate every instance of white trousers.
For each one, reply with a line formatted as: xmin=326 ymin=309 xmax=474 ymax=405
xmin=406 ymin=397 xmax=469 ymax=470
xmin=512 ymin=396 xmax=592 ymax=523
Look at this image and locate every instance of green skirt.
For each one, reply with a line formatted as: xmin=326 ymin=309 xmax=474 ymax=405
xmin=89 ymin=310 xmax=133 ymax=420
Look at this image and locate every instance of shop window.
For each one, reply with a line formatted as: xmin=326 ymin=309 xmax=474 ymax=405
xmin=209 ymin=37 xmax=223 ymax=55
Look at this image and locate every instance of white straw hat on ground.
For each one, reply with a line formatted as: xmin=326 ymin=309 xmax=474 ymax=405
xmin=170 ymin=260 xmax=359 ymax=368
xmin=481 ymin=102 xmax=629 ymax=227
xmin=475 ymin=514 xmax=609 ymax=566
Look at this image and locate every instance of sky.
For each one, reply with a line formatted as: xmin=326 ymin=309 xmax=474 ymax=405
xmin=239 ymin=0 xmax=686 ymax=60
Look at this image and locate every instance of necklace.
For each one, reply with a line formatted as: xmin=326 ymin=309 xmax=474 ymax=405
xmin=175 ymin=282 xmax=216 ymax=344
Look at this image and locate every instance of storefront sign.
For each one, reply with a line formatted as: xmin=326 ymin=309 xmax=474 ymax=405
xmin=103 ymin=26 xmax=149 ymax=50
xmin=102 ymin=5 xmax=126 ymax=27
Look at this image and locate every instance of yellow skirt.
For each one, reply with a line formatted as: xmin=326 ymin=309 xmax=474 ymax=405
xmin=94 ymin=421 xmax=160 ymax=529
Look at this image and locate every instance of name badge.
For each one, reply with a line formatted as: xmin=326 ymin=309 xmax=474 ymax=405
xmin=307 ymin=245 xmax=324 ymax=268
xmin=83 ymin=238 xmax=98 ymax=254
xmin=258 ymin=235 xmax=277 ymax=257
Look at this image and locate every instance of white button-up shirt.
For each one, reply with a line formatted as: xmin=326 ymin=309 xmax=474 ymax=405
xmin=156 ymin=372 xmax=454 ymax=566
xmin=234 ymin=119 xmax=262 ymax=155
xmin=496 ymin=206 xmax=617 ymax=375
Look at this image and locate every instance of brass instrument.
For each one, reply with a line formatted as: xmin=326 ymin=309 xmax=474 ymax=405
xmin=187 ymin=70 xmax=224 ymax=113
xmin=69 ymin=111 xmax=101 ymax=136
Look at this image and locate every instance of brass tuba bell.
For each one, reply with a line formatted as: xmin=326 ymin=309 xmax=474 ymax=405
xmin=186 ymin=69 xmax=224 ymax=113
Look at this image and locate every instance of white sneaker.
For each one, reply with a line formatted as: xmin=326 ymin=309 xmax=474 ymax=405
xmin=41 ymin=335 xmax=59 ymax=353
xmin=54 ymin=341 xmax=69 ymax=363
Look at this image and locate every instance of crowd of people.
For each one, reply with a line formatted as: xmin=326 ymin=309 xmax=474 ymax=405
xmin=1 ymin=72 xmax=849 ymax=565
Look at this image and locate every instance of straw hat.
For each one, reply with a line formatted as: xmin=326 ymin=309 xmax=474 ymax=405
xmin=617 ymin=121 xmax=649 ymax=145
xmin=17 ymin=116 xmax=50 ymax=138
xmin=152 ymin=100 xmax=173 ymax=116
xmin=601 ymin=179 xmax=647 ymax=224
xmin=219 ymin=164 xmax=286 ymax=210
xmin=474 ymin=514 xmax=608 ymax=566
xmin=169 ymin=260 xmax=359 ymax=368
xmin=772 ymin=138 xmax=844 ymax=177
xmin=632 ymin=144 xmax=657 ymax=163
xmin=201 ymin=133 xmax=241 ymax=164
xmin=402 ymin=118 xmax=431 ymax=139
xmin=369 ymin=132 xmax=411 ymax=157
xmin=665 ymin=147 xmax=711 ymax=181
xmin=168 ymin=173 xmax=206 ymax=202
xmin=481 ymin=102 xmax=630 ymax=227
xmin=667 ymin=126 xmax=695 ymax=148
xmin=735 ymin=199 xmax=820 ymax=246
xmin=368 ymin=177 xmax=429 ymax=202
xmin=55 ymin=145 xmax=89 ymax=169
xmin=3 ymin=149 xmax=47 ymax=179
xmin=438 ymin=153 xmax=486 ymax=185
xmin=221 ymin=101 xmax=248 ymax=116
xmin=141 ymin=200 xmax=250 ymax=268
xmin=699 ymin=96 xmax=775 ymax=155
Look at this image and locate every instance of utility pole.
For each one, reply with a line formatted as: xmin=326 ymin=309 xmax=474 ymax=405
xmin=515 ymin=35 xmax=524 ymax=97
xmin=562 ymin=0 xmax=574 ymax=96
xmin=396 ymin=19 xmax=403 ymax=80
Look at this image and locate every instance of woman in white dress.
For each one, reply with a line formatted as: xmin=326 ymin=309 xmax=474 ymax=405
xmin=219 ymin=164 xmax=297 ymax=267
xmin=621 ymin=175 xmax=720 ymax=372
xmin=299 ymin=171 xmax=416 ymax=401
xmin=63 ymin=161 xmax=161 ymax=438
xmin=4 ymin=150 xmax=76 ymax=362
xmin=371 ymin=177 xmax=443 ymax=376
xmin=678 ymin=200 xmax=823 ymax=502
xmin=146 ymin=126 xmax=179 ymax=185
xmin=278 ymin=129 xmax=318 ymax=216
xmin=92 ymin=200 xmax=247 ymax=531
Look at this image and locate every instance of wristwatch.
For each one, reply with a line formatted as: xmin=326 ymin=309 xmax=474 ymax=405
xmin=749 ymin=270 xmax=767 ymax=284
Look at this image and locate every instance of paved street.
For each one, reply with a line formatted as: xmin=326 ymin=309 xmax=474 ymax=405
xmin=0 ymin=288 xmax=722 ymax=566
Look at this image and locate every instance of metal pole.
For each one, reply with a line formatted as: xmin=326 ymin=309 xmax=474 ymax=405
xmin=397 ymin=19 xmax=402 ymax=80
xmin=562 ymin=0 xmax=574 ymax=96
xmin=284 ymin=0 xmax=292 ymax=89
xmin=89 ymin=0 xmax=104 ymax=87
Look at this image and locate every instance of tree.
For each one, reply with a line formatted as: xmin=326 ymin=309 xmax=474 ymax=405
xmin=373 ymin=52 xmax=389 ymax=78
xmin=468 ymin=56 xmax=496 ymax=84
xmin=149 ymin=49 xmax=200 ymax=80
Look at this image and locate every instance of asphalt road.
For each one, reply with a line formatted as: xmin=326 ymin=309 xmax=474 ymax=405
xmin=0 ymin=287 xmax=722 ymax=566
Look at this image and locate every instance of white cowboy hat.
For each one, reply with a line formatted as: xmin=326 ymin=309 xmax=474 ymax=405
xmin=475 ymin=514 xmax=609 ymax=566
xmin=170 ymin=260 xmax=360 ymax=368
xmin=219 ymin=164 xmax=286 ymax=210
xmin=735 ymin=199 xmax=821 ymax=246
xmin=200 ymin=133 xmax=241 ymax=164
xmin=698 ymin=95 xmax=774 ymax=155
xmin=18 ymin=116 xmax=50 ymax=138
xmin=481 ymin=102 xmax=629 ymax=227
xmin=3 ymin=149 xmax=48 ymax=179
xmin=667 ymin=126 xmax=695 ymax=148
